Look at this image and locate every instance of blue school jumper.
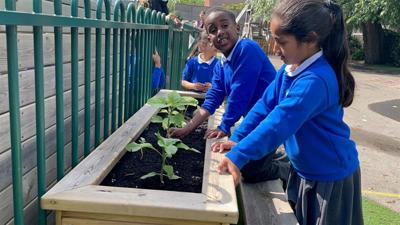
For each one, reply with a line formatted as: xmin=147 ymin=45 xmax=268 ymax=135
xmin=152 ymin=67 xmax=165 ymax=90
xmin=182 ymin=56 xmax=219 ymax=85
xmin=226 ymin=53 xmax=359 ymax=181
xmin=201 ymin=39 xmax=276 ymax=134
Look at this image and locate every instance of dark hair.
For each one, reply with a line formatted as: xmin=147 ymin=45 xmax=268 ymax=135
xmin=205 ymin=7 xmax=236 ymax=24
xmin=274 ymin=0 xmax=355 ymax=107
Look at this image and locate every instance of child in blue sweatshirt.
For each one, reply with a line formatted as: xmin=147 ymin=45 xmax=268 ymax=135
xmin=213 ymin=1 xmax=363 ymax=224
xmin=169 ymin=8 xmax=276 ymax=139
xmin=181 ymin=31 xmax=219 ymax=93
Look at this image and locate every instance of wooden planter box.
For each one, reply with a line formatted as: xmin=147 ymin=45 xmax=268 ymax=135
xmin=41 ymin=90 xmax=239 ymax=225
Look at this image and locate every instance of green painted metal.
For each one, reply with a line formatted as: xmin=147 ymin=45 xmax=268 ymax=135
xmin=136 ymin=6 xmax=145 ymax=109
xmin=95 ymin=0 xmax=111 ymax=147
xmin=117 ymin=11 xmax=125 ymax=127
xmin=71 ymin=0 xmax=79 ymax=168
xmin=54 ymin=0 xmax=65 ymax=181
xmin=2 ymin=2 xmax=199 ymax=223
xmin=112 ymin=1 xmax=125 ymax=132
xmin=103 ymin=5 xmax=112 ymax=140
xmin=84 ymin=0 xmax=92 ymax=157
xmin=124 ymin=5 xmax=133 ymax=122
xmin=6 ymin=1 xmax=24 ymax=225
xmin=0 ymin=11 xmax=168 ymax=29
xmin=33 ymin=0 xmax=46 ymax=223
xmin=128 ymin=4 xmax=137 ymax=117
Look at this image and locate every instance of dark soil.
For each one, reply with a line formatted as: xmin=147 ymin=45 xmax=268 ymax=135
xmin=101 ymin=108 xmax=207 ymax=193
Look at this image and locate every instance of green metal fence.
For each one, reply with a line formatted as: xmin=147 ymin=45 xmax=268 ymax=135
xmin=0 ymin=0 xmax=198 ymax=224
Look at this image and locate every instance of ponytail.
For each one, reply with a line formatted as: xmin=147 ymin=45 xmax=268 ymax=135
xmin=274 ymin=0 xmax=355 ymax=107
xmin=322 ymin=1 xmax=355 ymax=107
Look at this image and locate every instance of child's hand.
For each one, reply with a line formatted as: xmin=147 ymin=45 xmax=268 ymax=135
xmin=218 ymin=157 xmax=241 ymax=186
xmin=204 ymin=82 xmax=212 ymax=91
xmin=211 ymin=140 xmax=237 ymax=153
xmin=204 ymin=128 xmax=227 ymax=139
xmin=193 ymin=83 xmax=207 ymax=92
xmin=168 ymin=127 xmax=191 ymax=139
xmin=152 ymin=51 xmax=161 ymax=68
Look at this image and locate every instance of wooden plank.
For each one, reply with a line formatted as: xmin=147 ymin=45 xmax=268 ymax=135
xmin=0 ymin=32 xmax=113 ymax=74
xmin=0 ymin=96 xmax=113 ymax=192
xmin=239 ymin=180 xmax=299 ymax=225
xmin=43 ymin=101 xmax=160 ymax=196
xmin=41 ymin=91 xmax=238 ymax=224
xmin=0 ymin=76 xmax=110 ymax=155
xmin=202 ymin=105 xmax=238 ymax=220
xmin=0 ymin=112 xmax=105 ymax=225
xmin=43 ymin=185 xmax=236 ymax=224
xmin=62 ymin=212 xmax=219 ymax=225
xmin=0 ymin=57 xmax=115 ymax=115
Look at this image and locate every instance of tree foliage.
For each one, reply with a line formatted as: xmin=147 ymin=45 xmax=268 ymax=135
xmin=337 ymin=0 xmax=400 ymax=30
xmin=247 ymin=0 xmax=277 ymax=21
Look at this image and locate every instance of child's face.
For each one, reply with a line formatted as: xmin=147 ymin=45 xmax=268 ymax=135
xmin=270 ymin=17 xmax=318 ymax=66
xmin=205 ymin=11 xmax=239 ymax=57
xmin=198 ymin=38 xmax=214 ymax=54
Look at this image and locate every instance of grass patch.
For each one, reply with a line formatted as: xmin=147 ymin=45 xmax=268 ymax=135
xmin=363 ymin=197 xmax=400 ymax=225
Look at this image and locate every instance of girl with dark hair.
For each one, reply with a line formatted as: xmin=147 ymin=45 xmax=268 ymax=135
xmin=212 ymin=0 xmax=363 ymax=224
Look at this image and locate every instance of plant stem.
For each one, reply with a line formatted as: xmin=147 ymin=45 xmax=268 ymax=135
xmin=160 ymin=151 xmax=166 ymax=184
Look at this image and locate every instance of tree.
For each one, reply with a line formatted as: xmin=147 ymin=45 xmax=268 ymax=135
xmin=337 ymin=0 xmax=400 ymax=64
xmin=247 ymin=0 xmax=276 ymax=20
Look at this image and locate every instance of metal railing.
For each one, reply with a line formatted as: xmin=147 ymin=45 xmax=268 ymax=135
xmin=0 ymin=0 xmax=198 ymax=224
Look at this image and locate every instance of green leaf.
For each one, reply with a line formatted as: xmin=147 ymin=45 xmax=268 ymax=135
xmin=151 ymin=115 xmax=163 ymax=123
xmin=166 ymin=91 xmax=181 ymax=106
xmin=171 ymin=110 xmax=180 ymax=115
xmin=163 ymin=165 xmax=181 ymax=180
xmin=162 ymin=118 xmax=169 ymax=130
xmin=125 ymin=143 xmax=143 ymax=153
xmin=147 ymin=96 xmax=168 ymax=108
xmin=160 ymin=109 xmax=169 ymax=114
xmin=181 ymin=96 xmax=198 ymax=106
xmin=169 ymin=114 xmax=185 ymax=128
xmin=176 ymin=105 xmax=186 ymax=111
xmin=164 ymin=145 xmax=178 ymax=158
xmin=140 ymin=172 xmax=159 ymax=179
xmin=176 ymin=142 xmax=189 ymax=150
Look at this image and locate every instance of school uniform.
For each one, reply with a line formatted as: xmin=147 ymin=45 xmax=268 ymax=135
xmin=182 ymin=55 xmax=219 ymax=86
xmin=152 ymin=67 xmax=165 ymax=91
xmin=201 ymin=38 xmax=276 ymax=135
xmin=226 ymin=51 xmax=363 ymax=225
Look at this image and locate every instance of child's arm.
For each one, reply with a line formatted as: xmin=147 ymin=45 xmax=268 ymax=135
xmin=226 ymin=74 xmax=328 ymax=169
xmin=218 ymin=48 xmax=276 ymax=135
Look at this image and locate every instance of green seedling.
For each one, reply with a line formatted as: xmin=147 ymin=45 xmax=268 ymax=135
xmin=148 ymin=91 xmax=198 ymax=130
xmin=126 ymin=133 xmax=200 ymax=184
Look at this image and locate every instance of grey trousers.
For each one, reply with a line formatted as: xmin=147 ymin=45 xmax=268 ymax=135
xmin=286 ymin=167 xmax=364 ymax=225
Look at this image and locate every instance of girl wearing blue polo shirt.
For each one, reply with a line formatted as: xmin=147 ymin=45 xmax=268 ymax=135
xmin=181 ymin=31 xmax=219 ymax=92
xmin=213 ymin=0 xmax=363 ymax=224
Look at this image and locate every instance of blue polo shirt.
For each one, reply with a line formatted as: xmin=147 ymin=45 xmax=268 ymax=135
xmin=182 ymin=56 xmax=219 ymax=84
xmin=201 ymin=38 xmax=276 ymax=134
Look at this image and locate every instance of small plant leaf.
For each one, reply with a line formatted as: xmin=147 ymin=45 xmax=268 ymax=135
xmin=176 ymin=142 xmax=189 ymax=150
xmin=169 ymin=114 xmax=185 ymax=128
xmin=163 ymin=165 xmax=181 ymax=180
xmin=166 ymin=91 xmax=181 ymax=105
xmin=171 ymin=110 xmax=180 ymax=115
xmin=177 ymin=105 xmax=186 ymax=111
xmin=126 ymin=143 xmax=144 ymax=153
xmin=181 ymin=96 xmax=198 ymax=106
xmin=164 ymin=145 xmax=178 ymax=158
xmin=162 ymin=118 xmax=169 ymax=130
xmin=176 ymin=142 xmax=201 ymax=153
xmin=140 ymin=172 xmax=159 ymax=179
xmin=160 ymin=109 xmax=169 ymax=114
xmin=147 ymin=96 xmax=168 ymax=108
xmin=151 ymin=115 xmax=163 ymax=123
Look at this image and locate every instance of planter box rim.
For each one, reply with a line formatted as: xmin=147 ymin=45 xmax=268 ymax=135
xmin=41 ymin=90 xmax=238 ymax=224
